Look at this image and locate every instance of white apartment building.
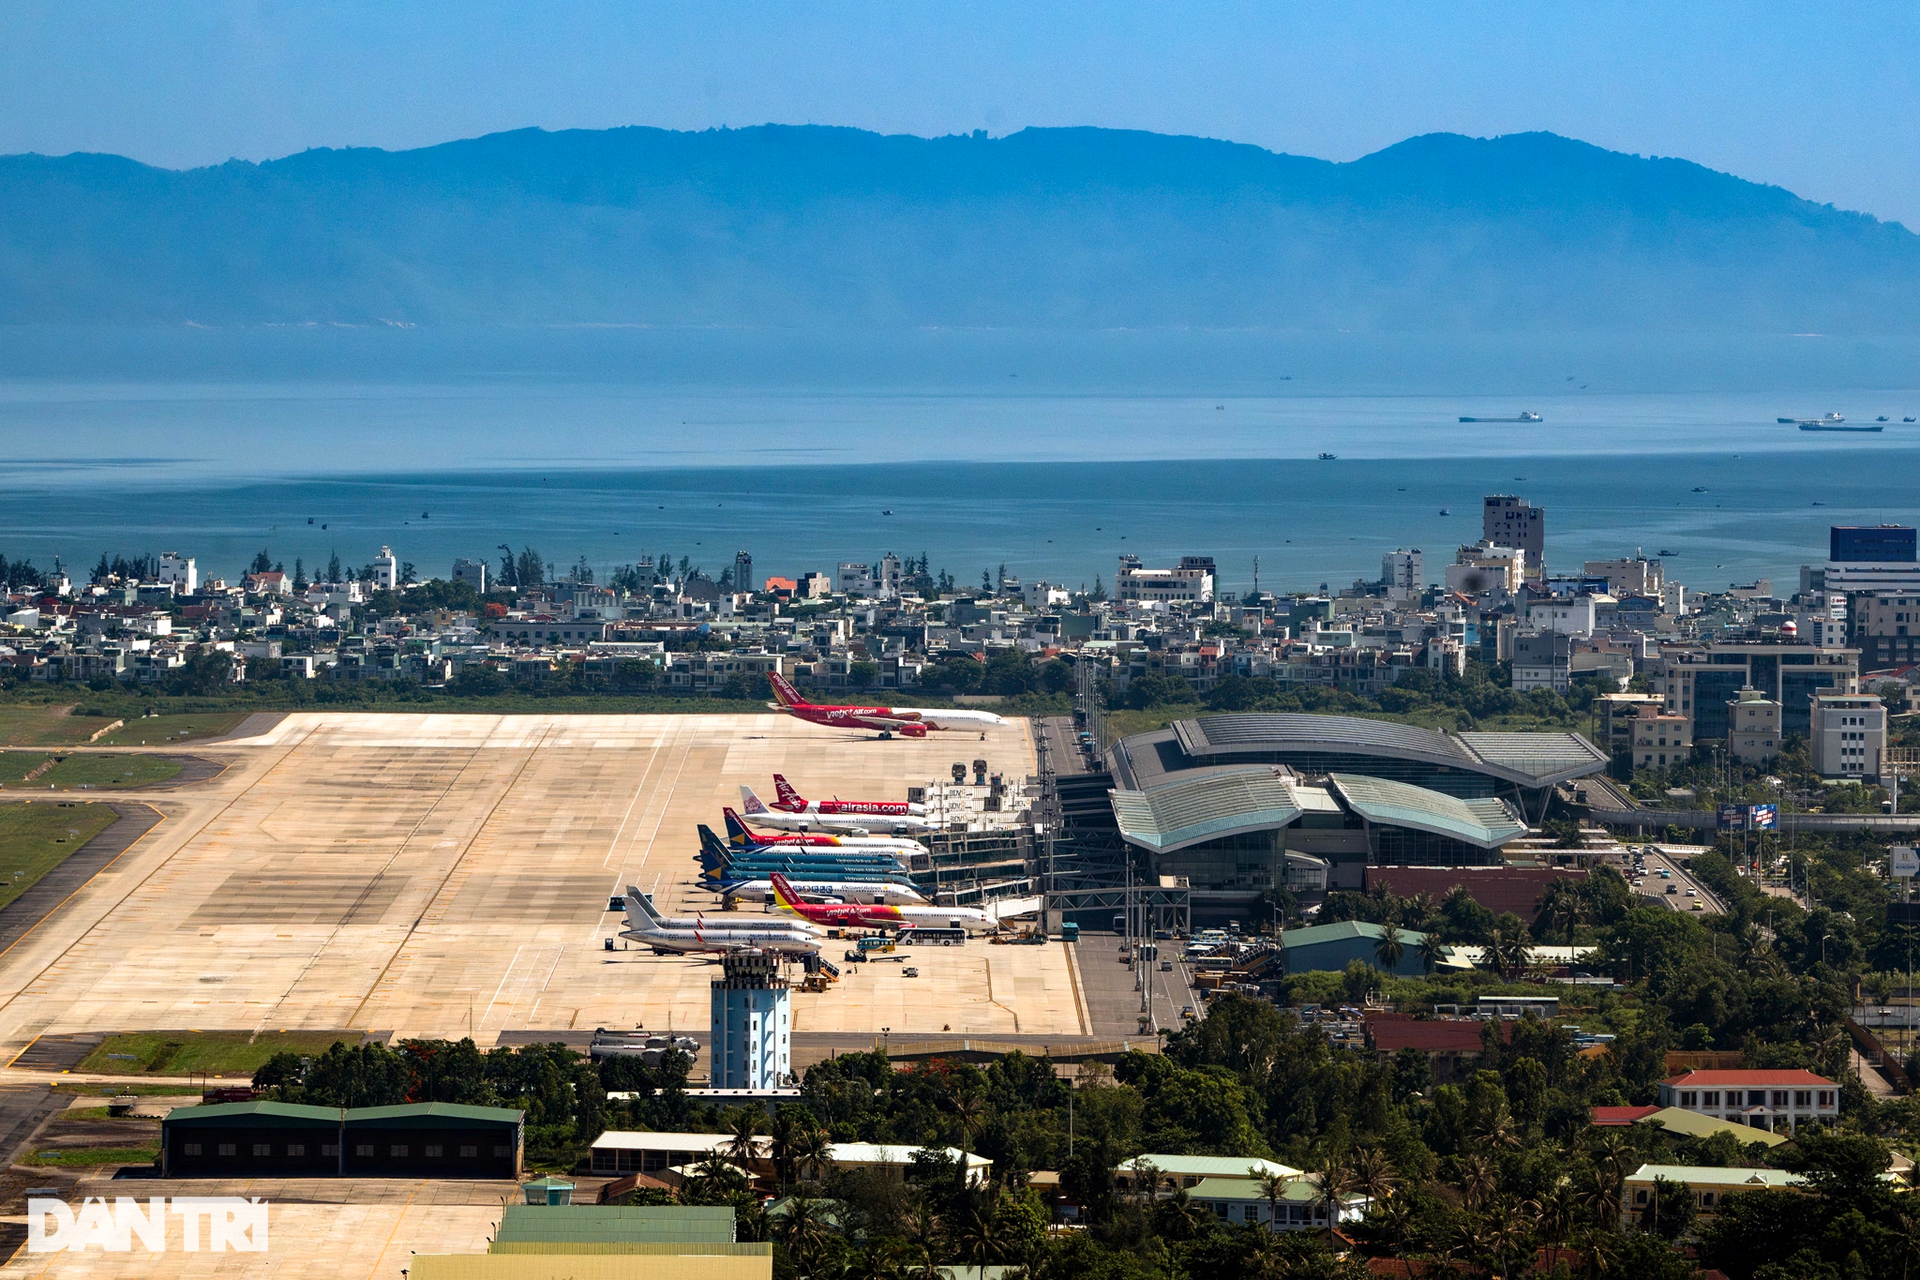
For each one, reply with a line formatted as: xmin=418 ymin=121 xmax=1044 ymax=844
xmin=1630 ymin=705 xmax=1693 ymax=770
xmin=1658 ymin=1070 xmax=1838 ymax=1134
xmin=451 ymin=558 xmax=488 ymax=593
xmin=371 ymin=545 xmax=399 ymax=591
xmin=837 ymin=562 xmax=877 ymax=596
xmin=157 ymin=552 xmax=197 ymax=595
xmin=1117 ymin=555 xmax=1214 ymax=605
xmin=1584 ymin=556 xmax=1663 ymax=599
xmin=1728 ymin=687 xmax=1782 ymax=766
xmin=1381 ymin=548 xmax=1424 ymax=599
xmin=1526 ymin=594 xmax=1598 ymax=636
xmin=1810 ymin=692 xmax=1885 ymax=781
xmin=1443 ymin=542 xmax=1525 ymax=596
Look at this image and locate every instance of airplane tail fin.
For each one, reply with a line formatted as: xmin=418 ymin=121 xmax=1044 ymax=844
xmin=739 ymin=786 xmax=773 ymax=818
xmin=767 ymin=672 xmax=808 ymax=708
xmin=722 ymin=808 xmax=762 ymax=846
xmin=623 ymin=886 xmax=662 ymax=933
xmin=768 ymin=872 xmax=802 ymax=912
xmin=697 ymin=825 xmax=733 ymax=860
xmin=773 ymin=774 xmax=806 ymax=809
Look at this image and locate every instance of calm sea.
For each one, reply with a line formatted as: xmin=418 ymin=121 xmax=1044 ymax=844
xmin=4 ymin=326 xmax=1920 ymax=594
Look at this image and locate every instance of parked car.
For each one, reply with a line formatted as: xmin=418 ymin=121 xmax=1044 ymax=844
xmin=903 ymin=967 xmax=920 ymax=978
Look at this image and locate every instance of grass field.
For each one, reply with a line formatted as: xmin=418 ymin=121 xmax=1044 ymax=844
xmin=28 ymin=1145 xmax=159 ymax=1167
xmin=0 ymin=704 xmax=110 ymax=747
xmin=0 ymin=803 xmax=117 ymax=911
xmin=78 ymin=1029 xmax=366 ymax=1076
xmin=36 ymin=754 xmax=183 ymax=789
xmin=92 ymin=713 xmax=250 ymax=747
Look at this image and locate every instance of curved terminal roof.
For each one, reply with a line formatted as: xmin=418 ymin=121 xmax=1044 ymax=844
xmin=1326 ymin=773 xmax=1527 ymax=849
xmin=1109 ymin=767 xmax=1303 ymax=853
xmin=1166 ymin=714 xmax=1606 ymax=789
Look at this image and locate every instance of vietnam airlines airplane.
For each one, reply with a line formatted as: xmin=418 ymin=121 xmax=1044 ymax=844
xmin=765 ymin=672 xmax=1004 ymax=739
xmin=740 ymin=785 xmax=938 ymax=835
xmin=772 ymin=774 xmax=925 ymax=817
xmin=769 ymin=872 xmax=995 ymax=934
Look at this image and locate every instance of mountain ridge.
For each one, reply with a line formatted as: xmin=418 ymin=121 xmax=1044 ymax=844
xmin=2 ymin=123 xmax=1914 ymax=330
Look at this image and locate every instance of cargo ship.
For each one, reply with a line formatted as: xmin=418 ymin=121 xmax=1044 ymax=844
xmin=1780 ymin=411 xmax=1879 ymax=432
xmin=1458 ymin=412 xmax=1543 ymax=423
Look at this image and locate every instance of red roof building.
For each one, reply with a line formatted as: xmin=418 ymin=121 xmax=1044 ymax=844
xmin=1589 ymin=1105 xmax=1660 ymax=1127
xmin=1657 ymin=1069 xmax=1837 ymax=1134
xmin=1362 ymin=1016 xmax=1509 ymax=1085
xmin=1364 ymin=865 xmax=1588 ymax=923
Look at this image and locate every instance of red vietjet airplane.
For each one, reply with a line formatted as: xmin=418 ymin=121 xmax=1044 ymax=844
xmin=765 ymin=672 xmax=1004 ymax=739
xmin=769 ymin=872 xmax=994 ymax=933
xmin=772 ymin=774 xmax=925 ymax=817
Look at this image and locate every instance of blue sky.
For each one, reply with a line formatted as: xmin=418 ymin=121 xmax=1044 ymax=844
xmin=5 ymin=3 xmax=1918 ymax=226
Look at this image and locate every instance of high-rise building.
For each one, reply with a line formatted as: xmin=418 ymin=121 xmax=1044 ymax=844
xmin=1809 ymin=693 xmax=1885 ymax=781
xmin=1483 ymin=496 xmax=1545 ymax=577
xmin=709 ymin=951 xmax=790 ymax=1090
xmin=733 ymin=551 xmax=753 ymax=593
xmin=1664 ymin=643 xmax=1858 ymax=739
xmin=1830 ymin=525 xmax=1916 ymax=564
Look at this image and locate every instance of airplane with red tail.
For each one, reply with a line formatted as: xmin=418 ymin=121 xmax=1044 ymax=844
xmin=769 ymin=872 xmax=995 ymax=934
xmin=772 ymin=774 xmax=925 ymax=817
xmin=764 ymin=672 xmax=1004 ymax=739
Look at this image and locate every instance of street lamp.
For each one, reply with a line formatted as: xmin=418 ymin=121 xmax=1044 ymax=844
xmin=1821 ymin=934 xmax=1833 ymax=968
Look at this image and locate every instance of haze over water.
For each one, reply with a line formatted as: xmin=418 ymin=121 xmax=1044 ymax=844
xmin=6 ymin=326 xmax=1920 ymax=593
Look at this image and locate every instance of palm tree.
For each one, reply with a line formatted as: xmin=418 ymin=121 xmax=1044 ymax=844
xmin=1587 ymin=1130 xmax=1635 ymax=1191
xmin=684 ymin=1155 xmax=748 ymax=1204
xmin=1373 ymin=924 xmax=1406 ymax=974
xmin=1405 ymin=890 xmax=1439 ymax=932
xmin=1454 ymin=1152 xmax=1498 ymax=1213
xmin=1311 ymin=1155 xmax=1355 ymax=1228
xmin=1538 ymin=878 xmax=1584 ymax=941
xmin=774 ymin=1193 xmax=834 ymax=1279
xmin=950 ymin=1196 xmax=1006 ymax=1280
xmin=1348 ymin=1146 xmax=1398 ymax=1210
xmin=1534 ymin=1180 xmax=1578 ymax=1254
xmin=1480 ymin=1198 xmax=1534 ymax=1279
xmin=770 ymin=1108 xmax=800 ymax=1188
xmin=1254 ymin=1168 xmax=1291 ymax=1233
xmin=724 ymin=1107 xmax=761 ymax=1172
xmin=950 ymin=1088 xmax=988 ymax=1156
xmin=793 ymin=1123 xmax=833 ymax=1186
xmin=1471 ymin=1097 xmax=1522 ymax=1152
xmin=1415 ymin=930 xmax=1449 ymax=976
xmin=1127 ymin=1156 xmax=1164 ymax=1206
xmin=1480 ymin=923 xmax=1531 ymax=979
xmin=1159 ymin=1185 xmax=1212 ymax=1240
xmin=1571 ymin=1161 xmax=1622 ymax=1230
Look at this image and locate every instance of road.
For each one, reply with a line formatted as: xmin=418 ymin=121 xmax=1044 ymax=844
xmin=1629 ymin=843 xmax=1726 ymax=916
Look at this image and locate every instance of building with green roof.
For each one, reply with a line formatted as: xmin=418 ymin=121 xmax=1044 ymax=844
xmin=1279 ymin=920 xmax=1434 ymax=977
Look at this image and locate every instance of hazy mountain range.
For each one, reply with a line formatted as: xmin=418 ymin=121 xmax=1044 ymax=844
xmin=3 ymin=124 xmax=1917 ymax=331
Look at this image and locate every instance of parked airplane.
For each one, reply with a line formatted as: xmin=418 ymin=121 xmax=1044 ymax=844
xmin=772 ymin=774 xmax=926 ymax=817
xmin=770 ymin=872 xmax=996 ymax=934
xmin=741 ymin=785 xmax=937 ymax=835
xmin=765 ymin=671 xmax=1004 ymax=738
xmin=721 ymin=809 xmax=921 ymax=855
xmin=620 ymin=888 xmax=820 ymax=955
xmin=715 ymin=876 xmax=929 ymax=906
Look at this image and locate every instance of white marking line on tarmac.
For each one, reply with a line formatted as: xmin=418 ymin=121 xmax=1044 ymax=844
xmin=527 ymin=946 xmax=567 ymax=1023
xmin=482 ymin=944 xmax=527 ymax=1028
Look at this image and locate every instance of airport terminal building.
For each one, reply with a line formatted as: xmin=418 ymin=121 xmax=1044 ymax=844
xmin=1101 ymin=714 xmax=1607 ymax=902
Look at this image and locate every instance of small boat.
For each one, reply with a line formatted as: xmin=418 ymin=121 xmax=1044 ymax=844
xmin=1878 ymin=416 xmax=1890 ymax=422
xmin=1907 ymin=417 xmax=1917 ymax=423
xmin=1657 ymin=549 xmax=1677 ymax=557
xmin=1691 ymin=486 xmax=1708 ymax=493
xmin=1458 ymin=412 xmax=1543 ymax=423
xmin=1812 ymin=501 xmax=1827 ymax=506
xmin=1800 ymin=422 xmax=1882 ymax=433
xmin=882 ymin=509 xmax=893 ymax=516
xmin=1439 ymin=508 xmax=1451 ymax=516
xmin=1318 ymin=452 xmax=1337 ymax=460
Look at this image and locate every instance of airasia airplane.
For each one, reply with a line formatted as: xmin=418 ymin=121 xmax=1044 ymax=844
xmin=765 ymin=672 xmax=1004 ymax=738
xmin=769 ymin=872 xmax=995 ymax=934
xmin=741 ymin=785 xmax=938 ymax=835
xmin=720 ymin=808 xmax=921 ymax=854
xmin=772 ymin=774 xmax=925 ymax=817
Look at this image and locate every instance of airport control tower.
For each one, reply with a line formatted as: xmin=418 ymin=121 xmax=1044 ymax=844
xmin=709 ymin=951 xmax=790 ymax=1089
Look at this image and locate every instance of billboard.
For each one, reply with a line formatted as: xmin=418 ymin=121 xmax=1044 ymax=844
xmin=1749 ymin=804 xmax=1778 ymax=830
xmin=1716 ymin=805 xmax=1745 ymax=830
xmin=1892 ymin=846 xmax=1920 ymax=879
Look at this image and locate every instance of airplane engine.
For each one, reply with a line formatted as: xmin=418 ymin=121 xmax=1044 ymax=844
xmin=897 ymin=723 xmax=929 ymax=737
